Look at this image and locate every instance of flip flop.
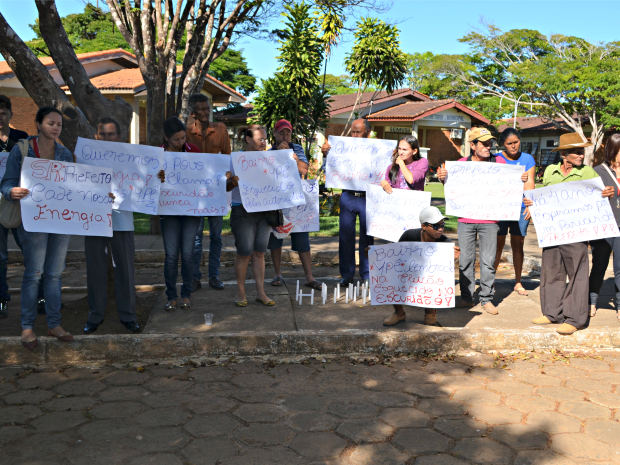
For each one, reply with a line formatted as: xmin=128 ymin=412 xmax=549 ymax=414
xmin=304 ymin=280 xmax=323 ymax=290
xmin=514 ymin=285 xmax=529 ymax=296
xmin=271 ymin=276 xmax=284 ymax=287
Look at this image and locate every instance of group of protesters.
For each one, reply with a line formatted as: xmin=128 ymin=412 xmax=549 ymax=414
xmin=1 ymin=90 xmax=619 ymax=351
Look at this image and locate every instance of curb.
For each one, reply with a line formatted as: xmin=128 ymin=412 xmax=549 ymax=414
xmin=0 ymin=328 xmax=617 ymax=365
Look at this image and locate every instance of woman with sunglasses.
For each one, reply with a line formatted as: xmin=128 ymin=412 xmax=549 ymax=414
xmin=382 ymin=207 xmax=460 ymax=326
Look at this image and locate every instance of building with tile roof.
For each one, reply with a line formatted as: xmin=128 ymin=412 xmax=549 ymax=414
xmin=0 ymin=48 xmax=246 ymax=144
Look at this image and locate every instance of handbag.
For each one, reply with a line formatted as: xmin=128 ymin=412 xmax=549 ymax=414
xmin=265 ymin=209 xmax=285 ymax=227
xmin=0 ymin=139 xmax=28 ymax=228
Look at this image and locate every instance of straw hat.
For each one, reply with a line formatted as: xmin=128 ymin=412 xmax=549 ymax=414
xmin=551 ymin=133 xmax=593 ymax=152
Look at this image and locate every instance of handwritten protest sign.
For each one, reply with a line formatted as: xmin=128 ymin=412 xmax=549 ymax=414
xmin=20 ymin=158 xmax=114 ymax=236
xmin=231 ymin=149 xmax=306 ymax=213
xmin=369 ymin=242 xmax=455 ymax=308
xmin=526 ymin=177 xmax=619 ymax=247
xmin=325 ymin=136 xmax=395 ymax=190
xmin=366 ymin=184 xmax=431 ymax=242
xmin=444 ymin=161 xmax=524 ymax=221
xmin=158 ymin=152 xmax=229 ymax=216
xmin=281 ymin=179 xmax=320 ymax=233
xmin=74 ymin=137 xmax=164 ymax=215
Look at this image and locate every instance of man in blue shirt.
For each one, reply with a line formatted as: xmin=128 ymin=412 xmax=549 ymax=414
xmin=268 ymin=119 xmax=323 ymax=290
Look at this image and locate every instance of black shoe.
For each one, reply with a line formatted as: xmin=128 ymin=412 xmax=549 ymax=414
xmin=84 ymin=321 xmax=101 ymax=334
xmin=124 ymin=321 xmax=140 ymax=333
xmin=209 ymin=277 xmax=224 ymax=290
xmin=340 ymin=278 xmax=352 ymax=286
xmin=0 ymin=300 xmax=7 ymax=318
xmin=37 ymin=298 xmax=46 ymax=314
xmin=192 ymin=279 xmax=202 ymax=291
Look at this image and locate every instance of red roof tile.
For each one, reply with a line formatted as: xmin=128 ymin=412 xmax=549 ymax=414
xmin=367 ymin=100 xmax=490 ymax=125
xmin=496 ymin=116 xmax=577 ymax=133
xmin=328 ymin=88 xmax=431 ymax=114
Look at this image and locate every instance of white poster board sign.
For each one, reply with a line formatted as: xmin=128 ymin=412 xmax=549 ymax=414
xmin=369 ymin=242 xmax=456 ymax=308
xmin=325 ymin=136 xmax=395 ymax=190
xmin=527 ymin=177 xmax=619 ymax=247
xmin=20 ymin=158 xmax=114 ymax=236
xmin=444 ymin=161 xmax=524 ymax=221
xmin=366 ymin=184 xmax=432 ymax=242
xmin=231 ymin=149 xmax=306 ymax=213
xmin=158 ymin=152 xmax=229 ymax=216
xmin=282 ymin=179 xmax=320 ymax=233
xmin=74 ymin=137 xmax=164 ymax=215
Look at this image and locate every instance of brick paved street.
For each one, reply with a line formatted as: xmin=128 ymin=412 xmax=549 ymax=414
xmin=2 ymin=351 xmax=620 ymax=464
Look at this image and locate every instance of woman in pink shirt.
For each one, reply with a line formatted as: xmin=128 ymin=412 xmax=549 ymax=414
xmin=380 ymin=135 xmax=429 ymax=193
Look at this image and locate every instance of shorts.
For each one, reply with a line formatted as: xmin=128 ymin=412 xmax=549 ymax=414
xmin=268 ymin=231 xmax=311 ymax=253
xmin=498 ymin=205 xmax=530 ymax=237
xmin=230 ymin=205 xmax=272 ymax=256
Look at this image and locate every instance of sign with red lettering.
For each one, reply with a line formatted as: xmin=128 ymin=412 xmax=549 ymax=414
xmin=325 ymin=136 xmax=395 ymax=190
xmin=20 ymin=158 xmax=114 ymax=236
xmin=158 ymin=152 xmax=229 ymax=216
xmin=74 ymin=137 xmax=164 ymax=215
xmin=527 ymin=177 xmax=620 ymax=247
xmin=369 ymin=242 xmax=456 ymax=308
xmin=444 ymin=161 xmax=524 ymax=221
xmin=231 ymin=149 xmax=306 ymax=213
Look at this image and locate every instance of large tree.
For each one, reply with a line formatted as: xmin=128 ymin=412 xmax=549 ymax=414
xmin=438 ymin=23 xmax=620 ymax=164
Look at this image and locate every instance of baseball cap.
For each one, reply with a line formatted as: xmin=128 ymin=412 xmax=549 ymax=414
xmin=419 ymin=206 xmax=448 ymax=225
xmin=468 ymin=127 xmax=495 ymax=143
xmin=274 ymin=119 xmax=293 ymax=132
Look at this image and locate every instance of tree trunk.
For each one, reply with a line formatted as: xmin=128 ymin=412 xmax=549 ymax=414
xmin=35 ymin=0 xmax=133 ymax=140
xmin=145 ymin=76 xmax=167 ymax=235
xmin=0 ymin=12 xmax=93 ymax=150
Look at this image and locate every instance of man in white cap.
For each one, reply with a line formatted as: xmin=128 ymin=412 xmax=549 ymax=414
xmin=524 ymin=132 xmax=614 ymax=335
xmin=382 ymin=206 xmax=461 ymax=326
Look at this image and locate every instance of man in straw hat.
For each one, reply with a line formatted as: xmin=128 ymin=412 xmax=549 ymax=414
xmin=524 ymin=133 xmax=614 ymax=335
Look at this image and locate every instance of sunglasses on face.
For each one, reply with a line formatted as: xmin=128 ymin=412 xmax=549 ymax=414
xmin=424 ymin=222 xmax=445 ymax=231
xmin=570 ymin=150 xmax=585 ymax=156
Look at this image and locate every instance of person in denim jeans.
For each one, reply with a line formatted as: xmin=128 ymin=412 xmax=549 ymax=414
xmin=0 ymin=107 xmax=75 ymax=350
xmin=160 ymin=117 xmax=202 ymax=312
xmin=227 ymin=125 xmax=274 ymax=307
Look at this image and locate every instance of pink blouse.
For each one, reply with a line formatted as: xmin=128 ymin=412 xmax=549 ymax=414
xmin=384 ymin=157 xmax=429 ymax=191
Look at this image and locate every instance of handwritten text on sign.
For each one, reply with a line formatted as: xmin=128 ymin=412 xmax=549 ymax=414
xmin=526 ymin=178 xmax=619 ymax=247
xmin=74 ymin=137 xmax=164 ymax=215
xmin=283 ymin=179 xmax=320 ymax=233
xmin=231 ymin=149 xmax=305 ymax=213
xmin=444 ymin=161 xmax=524 ymax=221
xmin=325 ymin=136 xmax=395 ymax=190
xmin=20 ymin=158 xmax=114 ymax=236
xmin=366 ymin=184 xmax=431 ymax=242
xmin=158 ymin=152 xmax=229 ymax=216
xmin=369 ymin=242 xmax=456 ymax=308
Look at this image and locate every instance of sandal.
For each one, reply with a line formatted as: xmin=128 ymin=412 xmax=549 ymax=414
xmin=165 ymin=302 xmax=177 ymax=312
xmin=235 ymin=295 xmax=248 ymax=307
xmin=255 ymin=298 xmax=275 ymax=306
xmin=591 ymin=305 xmax=597 ymax=317
xmin=180 ymin=301 xmax=191 ymax=310
xmin=305 ymin=280 xmax=323 ymax=290
xmin=271 ymin=276 xmax=284 ymax=287
xmin=47 ymin=329 xmax=74 ymax=342
xmin=514 ymin=285 xmax=529 ymax=296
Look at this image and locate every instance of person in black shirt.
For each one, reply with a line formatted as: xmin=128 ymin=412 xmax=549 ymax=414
xmin=0 ymin=95 xmax=29 ymax=318
xmin=382 ymin=206 xmax=460 ymax=326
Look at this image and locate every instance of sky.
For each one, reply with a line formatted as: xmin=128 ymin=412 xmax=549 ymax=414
xmin=1 ymin=0 xmax=619 ymax=86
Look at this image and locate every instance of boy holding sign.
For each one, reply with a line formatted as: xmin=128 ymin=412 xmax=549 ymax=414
xmin=381 ymin=207 xmax=460 ymax=326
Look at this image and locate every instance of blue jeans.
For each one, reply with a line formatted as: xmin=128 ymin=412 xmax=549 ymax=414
xmin=339 ymin=191 xmax=374 ymax=280
xmin=161 ymin=216 xmax=201 ymax=300
xmin=193 ymin=216 xmax=223 ymax=281
xmin=19 ymin=228 xmax=70 ymax=330
xmin=457 ymin=222 xmax=499 ymax=305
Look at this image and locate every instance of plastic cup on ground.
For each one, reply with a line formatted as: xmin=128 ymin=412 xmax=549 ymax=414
xmin=204 ymin=313 xmax=213 ymax=325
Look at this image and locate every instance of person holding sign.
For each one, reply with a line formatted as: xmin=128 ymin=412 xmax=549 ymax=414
xmin=589 ymin=134 xmax=620 ymax=320
xmin=1 ymin=108 xmax=75 ymax=349
xmin=160 ymin=117 xmax=202 ymax=312
xmin=267 ymin=119 xmax=322 ymax=290
xmin=321 ymin=119 xmax=375 ymax=286
xmin=381 ymin=207 xmax=460 ymax=326
xmin=493 ymin=128 xmax=536 ymax=297
xmin=185 ymin=94 xmax=230 ymax=293
xmin=380 ymin=135 xmax=428 ymax=194
xmin=227 ymin=125 xmax=275 ymax=307
xmin=524 ymin=133 xmax=614 ymax=335
xmin=83 ymin=118 xmax=140 ymax=335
